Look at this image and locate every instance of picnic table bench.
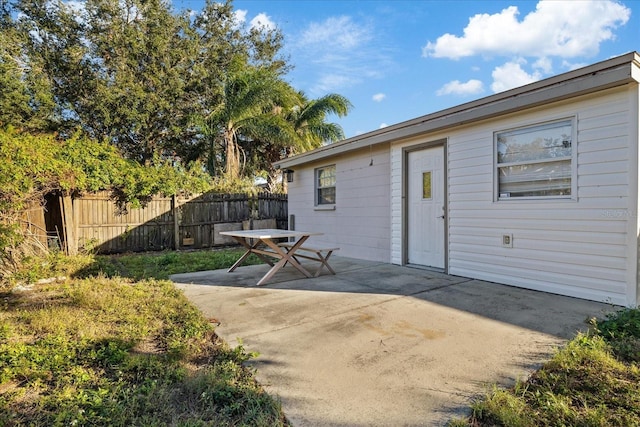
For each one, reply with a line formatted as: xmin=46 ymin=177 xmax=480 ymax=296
xmin=278 ymin=243 xmax=339 ymax=277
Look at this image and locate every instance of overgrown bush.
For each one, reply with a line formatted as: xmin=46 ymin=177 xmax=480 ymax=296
xmin=0 ymin=127 xmax=216 ymax=282
xmin=0 ymin=128 xmax=76 ymax=280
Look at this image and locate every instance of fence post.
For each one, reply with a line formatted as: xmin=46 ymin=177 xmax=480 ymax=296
xmin=60 ymin=194 xmax=78 ymax=255
xmin=172 ymin=194 xmax=179 ymax=250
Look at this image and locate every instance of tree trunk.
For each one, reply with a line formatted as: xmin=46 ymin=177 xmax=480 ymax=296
xmin=224 ymin=130 xmax=240 ymax=178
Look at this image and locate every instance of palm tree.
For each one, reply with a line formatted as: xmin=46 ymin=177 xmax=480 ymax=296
xmin=202 ymin=64 xmax=353 ymax=186
xmin=259 ymin=92 xmax=353 ymax=191
xmin=288 ymin=93 xmax=353 ymax=153
xmin=207 ymin=66 xmax=298 ymax=179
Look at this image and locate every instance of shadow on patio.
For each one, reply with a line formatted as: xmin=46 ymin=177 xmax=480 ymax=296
xmin=171 ymin=256 xmax=616 ymax=427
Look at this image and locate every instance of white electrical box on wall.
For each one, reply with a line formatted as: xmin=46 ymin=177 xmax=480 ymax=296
xmin=502 ymin=234 xmax=513 ymax=248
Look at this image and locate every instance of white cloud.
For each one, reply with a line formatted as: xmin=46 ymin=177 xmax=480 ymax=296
xmin=533 ymin=57 xmax=553 ymax=74
xmin=250 ymin=12 xmax=276 ymax=31
xmin=314 ymin=74 xmax=360 ymax=93
xmin=299 ymin=16 xmax=372 ymax=50
xmin=562 ymin=60 xmax=589 ymax=71
xmin=491 ymin=60 xmax=541 ymax=93
xmin=294 ymin=15 xmax=392 ymax=93
xmin=63 ymin=1 xmax=85 ymax=14
xmin=423 ymin=0 xmax=630 ymax=60
xmin=231 ymin=10 xmax=276 ymax=36
xmin=372 ymin=93 xmax=386 ymax=102
xmin=436 ymin=79 xmax=484 ymax=96
xmin=61 ymin=1 xmax=87 ymax=24
xmin=233 ymin=9 xmax=247 ymax=26
xmin=379 ymin=123 xmax=388 ymax=129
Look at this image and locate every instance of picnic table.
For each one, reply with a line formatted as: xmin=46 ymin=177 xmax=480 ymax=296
xmin=219 ymin=229 xmax=324 ymax=286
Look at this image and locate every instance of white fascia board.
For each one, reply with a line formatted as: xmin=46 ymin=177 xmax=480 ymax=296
xmin=276 ymin=52 xmax=640 ymax=170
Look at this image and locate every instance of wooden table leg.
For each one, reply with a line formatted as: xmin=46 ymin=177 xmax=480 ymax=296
xmin=256 ymin=236 xmax=313 ymax=286
xmin=227 ymin=236 xmax=274 ymax=272
xmin=313 ymin=249 xmax=335 ymax=277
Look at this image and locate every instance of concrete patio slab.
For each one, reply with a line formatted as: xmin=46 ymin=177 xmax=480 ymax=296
xmin=171 ymin=256 xmax=615 ymax=426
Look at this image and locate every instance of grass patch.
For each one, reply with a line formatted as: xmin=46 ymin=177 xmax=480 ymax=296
xmin=4 ymin=251 xmax=95 ymax=290
xmin=454 ymin=309 xmax=640 ymax=426
xmin=0 ymin=250 xmax=287 ymax=426
xmin=598 ymin=308 xmax=640 ymax=363
xmin=76 ymin=249 xmax=263 ymax=281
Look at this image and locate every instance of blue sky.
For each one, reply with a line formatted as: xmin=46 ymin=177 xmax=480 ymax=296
xmin=174 ymin=0 xmax=637 ymax=139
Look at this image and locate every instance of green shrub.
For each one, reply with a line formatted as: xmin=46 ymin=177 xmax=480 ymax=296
xmin=597 ymin=308 xmax=640 ymax=362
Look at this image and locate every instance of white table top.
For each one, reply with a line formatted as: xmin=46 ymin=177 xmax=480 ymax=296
xmin=219 ymin=229 xmax=322 ymax=239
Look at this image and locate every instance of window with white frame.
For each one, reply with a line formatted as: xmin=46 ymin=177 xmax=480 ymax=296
xmin=315 ymin=165 xmax=336 ymax=205
xmin=496 ymin=118 xmax=574 ymax=199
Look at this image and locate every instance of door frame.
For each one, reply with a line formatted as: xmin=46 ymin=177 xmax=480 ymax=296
xmin=402 ymin=140 xmax=448 ymax=271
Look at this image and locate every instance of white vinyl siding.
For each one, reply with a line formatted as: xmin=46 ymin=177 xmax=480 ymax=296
xmin=277 ymin=54 xmax=640 ymax=306
xmin=288 ymin=144 xmax=392 ymax=262
xmin=390 ymin=86 xmax=635 ymax=305
xmin=449 ymin=88 xmax=632 ymax=305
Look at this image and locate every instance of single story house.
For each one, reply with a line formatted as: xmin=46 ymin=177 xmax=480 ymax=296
xmin=275 ymin=51 xmax=640 ymax=307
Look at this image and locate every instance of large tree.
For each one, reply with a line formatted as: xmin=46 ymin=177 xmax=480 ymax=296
xmin=5 ymin=0 xmax=352 ymax=184
xmin=0 ymin=27 xmax=30 ymax=128
xmin=203 ymin=68 xmax=352 ymax=182
xmin=175 ymin=0 xmax=289 ymax=174
xmin=0 ymin=2 xmax=57 ymax=130
xmin=81 ymin=0 xmax=194 ymax=163
xmin=206 ymin=65 xmax=298 ymax=179
xmin=12 ymin=1 xmax=209 ymax=161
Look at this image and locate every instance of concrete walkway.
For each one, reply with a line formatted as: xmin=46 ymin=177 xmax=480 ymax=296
xmin=171 ymin=256 xmax=614 ymax=426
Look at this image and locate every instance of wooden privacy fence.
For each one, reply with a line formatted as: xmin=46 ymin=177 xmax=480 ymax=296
xmin=58 ymin=192 xmax=288 ymax=254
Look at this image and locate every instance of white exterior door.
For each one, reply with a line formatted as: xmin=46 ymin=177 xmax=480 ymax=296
xmin=407 ymin=146 xmax=445 ymax=268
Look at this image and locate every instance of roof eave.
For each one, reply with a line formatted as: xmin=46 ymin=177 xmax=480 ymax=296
xmin=276 ymin=51 xmax=640 ymax=169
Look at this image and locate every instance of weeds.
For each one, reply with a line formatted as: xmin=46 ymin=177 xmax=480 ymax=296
xmin=0 ymin=251 xmax=287 ymax=426
xmin=2 ymin=250 xmax=94 ymax=291
xmin=75 ymin=249 xmax=262 ymax=281
xmin=2 ymin=248 xmax=261 ymax=291
xmin=597 ymin=308 xmax=640 ymax=362
xmin=456 ymin=311 xmax=640 ymax=427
